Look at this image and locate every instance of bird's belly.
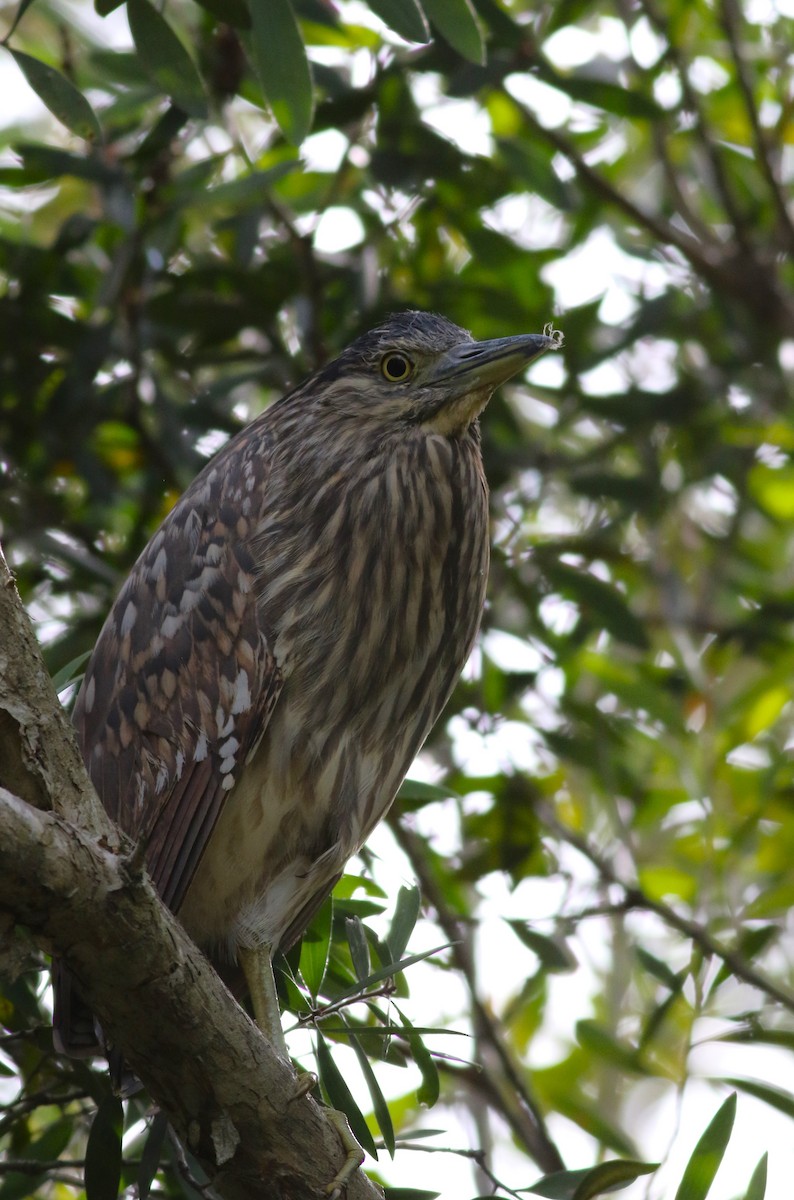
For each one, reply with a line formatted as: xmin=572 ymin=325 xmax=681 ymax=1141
xmin=175 ymin=692 xmax=416 ymax=961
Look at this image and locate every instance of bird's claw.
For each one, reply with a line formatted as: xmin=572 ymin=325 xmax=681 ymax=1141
xmin=288 ymin=1069 xmax=318 ymax=1104
xmin=324 ymin=1108 xmax=365 ymax=1198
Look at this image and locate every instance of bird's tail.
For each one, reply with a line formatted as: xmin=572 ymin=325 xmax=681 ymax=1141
xmin=51 ymin=958 xmax=103 ymax=1057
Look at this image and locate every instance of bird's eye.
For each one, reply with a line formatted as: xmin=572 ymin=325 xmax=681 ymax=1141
xmin=380 ymin=352 xmax=414 ymax=382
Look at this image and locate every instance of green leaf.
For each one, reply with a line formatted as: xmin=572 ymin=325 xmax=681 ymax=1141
xmin=383 ymin=1192 xmax=440 ymax=1200
xmin=395 ymin=1005 xmax=439 ymax=1107
xmin=300 ymin=894 xmax=333 ymax=998
xmin=4 ymin=0 xmax=39 ymax=41
xmin=576 ymin=1021 xmax=647 ymax=1074
xmin=718 ymin=1077 xmax=794 ymax=1120
xmin=497 ymin=137 xmax=571 ymax=210
xmin=193 ymin=0 xmax=252 ymax=28
xmin=710 ymin=925 xmax=778 ymax=993
xmin=749 ymin=465 xmax=794 ymax=519
xmin=673 ymin=1094 xmax=736 ymax=1200
xmin=127 ymin=0 xmax=208 ymax=118
xmin=718 ymin=1025 xmax=794 ymax=1052
xmin=386 ymin=885 xmax=421 ymax=963
xmin=524 ymin=1159 xmax=659 ymax=1199
xmin=348 ymin=1029 xmax=396 ymax=1155
xmin=249 ymin=0 xmax=314 ymax=145
xmin=421 ymin=0 xmax=484 ymax=63
xmin=315 ymin=1034 xmax=378 ymax=1158
xmin=10 ymin=50 xmax=102 ymax=140
xmin=534 ymin=60 xmax=661 ymax=119
xmin=397 ymin=778 xmax=463 ymax=804
xmin=138 ymin=1112 xmax=168 ymax=1200
xmin=51 ymin=649 xmax=92 ymax=693
xmin=332 ymin=943 xmax=452 ymax=1004
xmin=366 ymin=0 xmax=429 ymax=42
xmin=508 ymin=923 xmax=577 ymax=973
xmin=85 ymin=1094 xmax=123 ymax=1200
xmin=742 ymin=1154 xmax=768 ymax=1200
xmin=346 ymin=915 xmax=371 ymax=983
xmin=635 ymin=947 xmax=683 ymax=992
xmin=542 ymin=561 xmax=649 ymax=648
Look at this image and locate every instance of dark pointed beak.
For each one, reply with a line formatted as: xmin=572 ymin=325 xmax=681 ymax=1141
xmin=427 ymin=330 xmax=562 ymax=393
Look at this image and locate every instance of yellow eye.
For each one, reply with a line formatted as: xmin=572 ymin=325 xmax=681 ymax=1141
xmin=380 ymin=352 xmax=414 ymax=382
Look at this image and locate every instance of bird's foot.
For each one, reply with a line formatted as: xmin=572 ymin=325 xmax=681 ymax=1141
xmin=287 ymin=1069 xmax=318 ymax=1103
xmin=324 ymin=1108 xmax=365 ymax=1199
xmin=287 ymin=1074 xmax=363 ymax=1196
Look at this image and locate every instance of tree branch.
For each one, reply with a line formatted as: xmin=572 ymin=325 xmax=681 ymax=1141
xmin=390 ymin=815 xmax=565 ymax=1176
xmin=538 ymin=802 xmax=794 ymax=1017
xmin=0 ymin=548 xmax=381 ymax=1200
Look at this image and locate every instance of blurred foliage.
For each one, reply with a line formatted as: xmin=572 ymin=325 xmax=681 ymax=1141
xmin=1 ymin=0 xmax=794 ymax=1196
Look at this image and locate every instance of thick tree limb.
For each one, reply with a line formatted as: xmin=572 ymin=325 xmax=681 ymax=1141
xmin=0 ymin=548 xmax=381 ymax=1200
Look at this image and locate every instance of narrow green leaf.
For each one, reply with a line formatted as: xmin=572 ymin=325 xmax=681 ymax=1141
xmin=395 ymin=1005 xmax=439 ymax=1107
xmin=397 ymin=778 xmax=463 ymax=804
xmin=508 ymin=922 xmax=577 ymax=973
xmin=496 ymin=137 xmax=570 ymax=210
xmin=315 ymin=1034 xmax=378 ymax=1158
xmin=673 ymin=1094 xmax=736 ymax=1200
xmin=576 ymin=1021 xmax=647 ymax=1074
xmin=85 ymin=1095 xmax=123 ymax=1200
xmin=524 ymin=1160 xmax=658 ymax=1199
xmin=127 ymin=0 xmax=208 ymax=118
xmin=333 ymin=942 xmax=452 ymax=1004
xmin=348 ymin=1029 xmax=396 ymax=1156
xmin=542 ymin=561 xmax=648 ymax=649
xmin=10 ymin=51 xmax=102 ymax=140
xmin=710 ymin=925 xmax=778 ymax=993
xmin=300 ymin=895 xmax=333 ymax=998
xmin=5 ymin=0 xmax=38 ymax=39
xmin=51 ymin=649 xmax=92 ymax=693
xmin=719 ymin=1077 xmax=794 ymax=1120
xmin=421 ymin=0 xmax=484 ymax=63
xmin=743 ymin=1154 xmax=768 ymax=1200
xmin=193 ymin=0 xmax=251 ymax=28
xmin=383 ymin=1191 xmax=440 ymax=1200
xmin=386 ymin=885 xmax=421 ymax=963
xmin=138 ymin=1112 xmax=168 ymax=1200
xmin=346 ymin=916 xmax=371 ymax=983
xmin=533 ymin=60 xmax=661 ymax=119
xmin=635 ymin=947 xmax=682 ymax=992
xmin=718 ymin=1026 xmax=794 ymax=1051
xmin=249 ymin=0 xmax=313 ymax=145
xmin=366 ymin=0 xmax=429 ymax=42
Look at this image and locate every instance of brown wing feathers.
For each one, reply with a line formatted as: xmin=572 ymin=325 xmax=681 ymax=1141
xmin=73 ymin=456 xmax=282 ymax=920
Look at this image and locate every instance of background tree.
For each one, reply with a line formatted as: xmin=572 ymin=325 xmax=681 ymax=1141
xmin=1 ymin=0 xmax=793 ymax=1197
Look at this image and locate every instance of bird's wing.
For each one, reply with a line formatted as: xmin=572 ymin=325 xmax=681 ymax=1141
xmin=74 ymin=461 xmax=282 ymax=915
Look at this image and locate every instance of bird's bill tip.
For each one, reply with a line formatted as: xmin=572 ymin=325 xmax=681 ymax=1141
xmin=429 ymin=324 xmax=564 ymax=392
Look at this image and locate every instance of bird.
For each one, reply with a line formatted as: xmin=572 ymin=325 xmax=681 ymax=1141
xmin=53 ymin=311 xmax=561 ymax=1067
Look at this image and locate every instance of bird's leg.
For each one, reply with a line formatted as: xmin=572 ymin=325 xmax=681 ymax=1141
xmin=324 ymin=1110 xmax=366 ymax=1199
xmin=238 ymin=944 xmax=365 ymax=1196
xmin=238 ymin=943 xmax=287 ymax=1056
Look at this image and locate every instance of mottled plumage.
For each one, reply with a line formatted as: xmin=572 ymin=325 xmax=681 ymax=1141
xmin=56 ymin=311 xmax=560 ymax=1054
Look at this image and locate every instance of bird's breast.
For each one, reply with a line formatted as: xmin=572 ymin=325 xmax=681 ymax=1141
xmin=180 ymin=428 xmax=489 ymax=957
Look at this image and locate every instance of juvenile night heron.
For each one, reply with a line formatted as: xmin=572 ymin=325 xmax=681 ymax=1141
xmin=55 ymin=311 xmax=560 ymax=1071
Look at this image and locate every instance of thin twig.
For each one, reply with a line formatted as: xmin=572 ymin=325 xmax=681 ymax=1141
xmin=719 ymin=0 xmax=794 ymax=254
xmin=538 ymin=803 xmax=794 ymax=1015
xmin=636 ymin=0 xmax=752 ymax=246
xmin=388 ymin=1141 xmax=526 ymax=1199
xmin=389 ymin=816 xmax=565 ymax=1175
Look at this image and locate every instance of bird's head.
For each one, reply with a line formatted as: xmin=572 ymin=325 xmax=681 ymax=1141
xmin=302 ymin=311 xmax=563 ymax=436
